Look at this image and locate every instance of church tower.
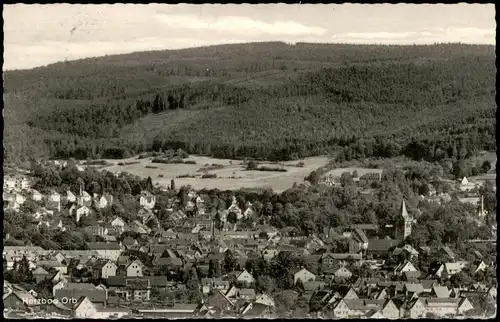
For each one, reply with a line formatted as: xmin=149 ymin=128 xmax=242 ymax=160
xmin=395 ymin=199 xmax=412 ymax=240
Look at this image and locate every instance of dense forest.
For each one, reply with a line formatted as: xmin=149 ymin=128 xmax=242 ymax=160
xmin=3 ymin=42 xmax=495 ymax=163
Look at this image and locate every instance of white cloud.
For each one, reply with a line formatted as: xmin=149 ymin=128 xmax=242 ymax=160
xmin=332 ymin=27 xmax=495 ymax=45
xmin=154 ymin=14 xmax=327 ymax=36
xmin=2 ymin=4 xmax=495 ymax=70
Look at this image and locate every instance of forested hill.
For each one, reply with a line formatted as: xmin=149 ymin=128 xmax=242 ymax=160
xmin=3 ymin=42 xmax=496 ymax=163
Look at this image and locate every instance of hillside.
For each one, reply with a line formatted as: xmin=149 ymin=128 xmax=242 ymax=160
xmin=3 ymin=42 xmax=496 ymax=163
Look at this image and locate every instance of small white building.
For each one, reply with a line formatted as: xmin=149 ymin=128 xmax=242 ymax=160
xmin=294 ymin=268 xmax=316 ymax=284
xmin=126 ymin=260 xmax=144 ymax=277
xmin=74 ymin=206 xmax=91 ymax=223
xmin=139 ymin=191 xmax=156 ymax=209
xmin=66 ymin=190 xmax=76 ymax=203
xmin=31 ymin=190 xmax=43 ymax=201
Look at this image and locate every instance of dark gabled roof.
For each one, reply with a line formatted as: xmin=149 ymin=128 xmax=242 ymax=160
xmin=55 ymin=289 xmax=106 ymax=303
xmin=85 ymin=242 xmax=121 ymax=250
xmin=421 ymin=280 xmax=437 ymax=290
xmin=353 ymin=228 xmax=369 ymax=244
xmin=155 ymin=257 xmax=183 ymax=267
xmin=322 ymin=253 xmax=363 ymax=260
xmin=305 ymin=254 xmax=322 ymax=264
xmin=440 ymin=246 xmax=456 ymax=258
xmin=367 ymin=239 xmax=400 ymax=252
xmin=349 ymin=224 xmax=379 ymax=231
xmin=403 ymin=270 xmax=421 ymax=279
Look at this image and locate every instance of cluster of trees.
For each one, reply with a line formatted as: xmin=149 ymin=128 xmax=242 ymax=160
xmin=4 ymin=43 xmax=495 ymax=163
xmin=191 ymin=165 xmax=495 ymax=242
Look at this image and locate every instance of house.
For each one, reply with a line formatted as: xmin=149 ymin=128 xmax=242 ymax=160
xmin=258 ymin=224 xmax=279 ymax=238
xmin=111 ymin=217 xmax=126 ymax=233
xmin=121 ymin=237 xmax=139 ymax=249
xmin=442 ymin=262 xmax=463 ymax=278
xmin=92 ymin=260 xmax=117 ymax=279
xmin=403 ymin=283 xmax=425 ymax=296
xmin=403 ymin=270 xmax=422 ymax=281
xmin=66 ymin=190 xmax=76 ymax=203
xmin=77 ymin=190 xmax=92 ymax=207
xmin=225 ymin=285 xmax=239 ymax=299
xmin=201 ymin=278 xmax=230 ymax=294
xmin=72 ymin=205 xmax=91 ymax=223
xmin=367 ymin=239 xmax=400 ymax=257
xmin=73 ymin=296 xmax=98 ymax=318
xmin=3 ymin=284 xmax=40 ymax=311
xmin=230 ymin=269 xmax=255 ymax=284
xmin=321 ymin=253 xmax=363 ymax=270
xmin=460 ymin=177 xmax=477 ymax=191
xmin=424 ymin=298 xmax=473 ymax=317
xmin=241 ymin=302 xmax=278 ymax=318
xmin=3 ymin=175 xmax=17 ymax=192
xmin=323 ymin=174 xmax=341 ymax=187
xmin=431 ymin=286 xmax=449 ymax=298
xmin=94 ymin=195 xmax=109 ymax=209
xmin=243 ymin=206 xmax=254 ymax=218
xmin=37 ymin=260 xmax=68 ymax=274
xmin=31 ymin=189 xmax=43 ymax=201
xmin=439 ymin=246 xmax=456 ymax=262
xmin=358 ymin=172 xmax=382 ymax=186
xmin=342 ymin=287 xmax=359 ymax=300
xmin=238 ymin=288 xmax=256 ymax=301
xmin=227 ymin=196 xmax=242 ymax=220
xmin=472 ymin=260 xmax=488 ymax=274
xmin=255 ymin=293 xmax=275 ymax=307
xmin=138 ymin=304 xmax=197 ymax=318
xmin=85 ymin=242 xmax=122 ymax=261
xmin=334 ymin=267 xmax=353 ymax=280
xmin=85 ymin=225 xmax=109 ymax=238
xmin=421 ymin=280 xmax=438 ymax=293
xmin=367 ymin=310 xmax=385 ymax=319
xmin=348 ymin=228 xmax=369 ymax=253
xmin=125 ymin=220 xmax=151 ymax=235
xmin=393 ymin=245 xmax=419 ymax=259
xmin=126 ymin=260 xmax=144 ymax=277
xmin=41 ymin=297 xmax=72 ymax=316
xmin=400 ymin=298 xmax=427 ymax=319
xmin=331 ymin=299 xmax=350 ymax=318
xmin=294 ymin=268 xmax=316 ymax=284
xmin=33 ymin=266 xmax=51 ymax=283
xmin=139 ymin=191 xmax=156 ymax=209
xmin=206 ymin=290 xmax=234 ymax=312
xmin=46 ymin=191 xmax=61 ymax=211
xmin=394 ymin=261 xmax=418 ymax=275
xmin=55 ymin=285 xmax=107 ymax=308
xmin=457 ymin=297 xmax=474 ymax=315
xmin=4 ymin=193 xmax=26 ymax=211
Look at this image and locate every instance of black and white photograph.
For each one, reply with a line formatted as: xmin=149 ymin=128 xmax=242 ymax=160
xmin=2 ymin=3 xmax=497 ymax=319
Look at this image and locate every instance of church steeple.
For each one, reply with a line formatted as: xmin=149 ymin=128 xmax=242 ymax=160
xmin=401 ymin=199 xmax=409 ymax=219
xmin=396 ymin=198 xmax=412 ymax=240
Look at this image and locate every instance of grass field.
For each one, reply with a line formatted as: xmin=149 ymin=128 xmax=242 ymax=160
xmin=100 ymin=155 xmax=330 ymax=192
xmin=471 ymin=151 xmax=496 ymax=171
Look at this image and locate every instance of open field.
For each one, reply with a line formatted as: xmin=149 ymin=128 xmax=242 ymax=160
xmin=471 ymin=151 xmax=496 ymax=171
xmin=100 ymin=155 xmax=330 ymax=192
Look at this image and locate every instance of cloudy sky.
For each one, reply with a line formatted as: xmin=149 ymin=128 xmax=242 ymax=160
xmin=3 ymin=3 xmax=495 ymax=70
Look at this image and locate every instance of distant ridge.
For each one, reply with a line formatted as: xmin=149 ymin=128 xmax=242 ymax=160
xmin=3 ymin=41 xmax=495 ymax=163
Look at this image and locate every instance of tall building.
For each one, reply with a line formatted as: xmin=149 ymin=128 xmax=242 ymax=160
xmin=478 ymin=195 xmax=488 ymax=218
xmin=395 ymin=199 xmax=413 ymax=240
